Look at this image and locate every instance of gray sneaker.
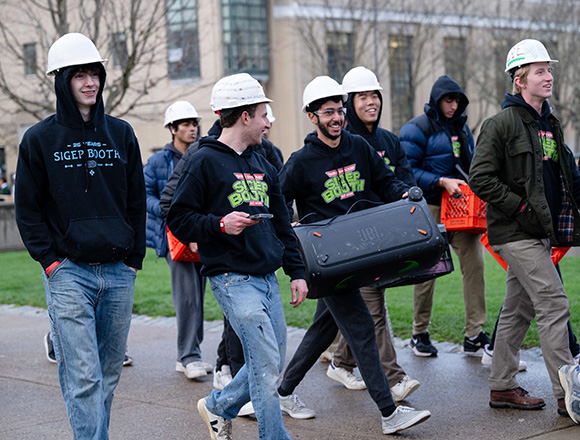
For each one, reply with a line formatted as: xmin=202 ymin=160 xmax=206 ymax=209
xmin=558 ymin=365 xmax=580 ymax=424
xmin=197 ymin=398 xmax=232 ymax=440
xmin=279 ymin=393 xmax=316 ymax=419
xmin=381 ymin=405 xmax=431 ymax=434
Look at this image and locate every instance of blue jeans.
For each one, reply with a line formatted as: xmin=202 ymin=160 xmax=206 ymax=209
xmin=206 ymin=272 xmax=291 ymax=440
xmin=43 ymin=259 xmax=135 ymax=440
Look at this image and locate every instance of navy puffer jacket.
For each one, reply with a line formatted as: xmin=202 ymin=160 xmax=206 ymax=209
xmin=144 ymin=143 xmax=181 ymax=257
xmin=400 ymin=75 xmax=474 ymax=204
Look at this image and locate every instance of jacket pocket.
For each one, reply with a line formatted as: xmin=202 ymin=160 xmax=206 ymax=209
xmin=63 ymin=216 xmax=135 ymax=263
xmin=506 ymin=139 xmax=533 ymax=185
xmin=514 ymin=202 xmax=545 ymax=237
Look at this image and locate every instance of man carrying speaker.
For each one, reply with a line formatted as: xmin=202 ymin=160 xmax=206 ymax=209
xmin=276 ymin=75 xmax=431 ymax=435
xmin=167 ymin=73 xmax=308 ymax=440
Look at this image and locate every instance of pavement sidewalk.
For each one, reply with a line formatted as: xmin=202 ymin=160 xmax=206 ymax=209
xmin=1 ymin=304 xmax=579 ymax=439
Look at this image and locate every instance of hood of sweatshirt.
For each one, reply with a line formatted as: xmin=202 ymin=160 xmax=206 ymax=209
xmin=54 ymin=64 xmax=106 ymax=129
xmin=425 ymin=75 xmax=469 ymax=126
xmin=501 ymin=93 xmax=552 ymax=121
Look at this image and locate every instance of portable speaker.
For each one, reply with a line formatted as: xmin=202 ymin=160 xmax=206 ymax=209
xmin=294 ymin=194 xmax=448 ymax=299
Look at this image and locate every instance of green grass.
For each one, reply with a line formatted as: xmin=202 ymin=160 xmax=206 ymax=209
xmin=2 ymin=248 xmax=579 ymax=348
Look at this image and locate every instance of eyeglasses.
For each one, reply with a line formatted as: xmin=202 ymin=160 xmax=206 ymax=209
xmin=313 ymin=107 xmax=347 ymax=117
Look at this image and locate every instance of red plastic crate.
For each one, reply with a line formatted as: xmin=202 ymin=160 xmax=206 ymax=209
xmin=440 ymin=184 xmax=487 ymax=233
xmin=166 ymin=226 xmax=200 ymax=262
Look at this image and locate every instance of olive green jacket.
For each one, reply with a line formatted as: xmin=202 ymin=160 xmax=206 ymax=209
xmin=469 ymin=105 xmax=580 ymax=246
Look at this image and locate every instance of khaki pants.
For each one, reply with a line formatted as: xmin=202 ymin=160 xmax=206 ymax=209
xmin=489 ymin=238 xmax=574 ymax=399
xmin=412 ymin=204 xmax=486 ymax=338
xmin=333 ymin=285 xmax=406 ymax=387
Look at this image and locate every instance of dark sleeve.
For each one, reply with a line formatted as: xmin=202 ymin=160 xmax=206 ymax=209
xmin=267 ymin=166 xmax=305 ymax=280
xmin=388 ymin=134 xmax=417 ymax=187
xmin=279 ymin=154 xmax=300 ymax=220
xmin=14 ymin=137 xmax=59 ymax=270
xmin=123 ymin=134 xmax=147 ymax=270
xmin=166 ymin=158 xmax=221 ymax=244
xmin=160 ymin=142 xmax=198 ymax=220
xmin=260 ymin=139 xmax=284 ymax=172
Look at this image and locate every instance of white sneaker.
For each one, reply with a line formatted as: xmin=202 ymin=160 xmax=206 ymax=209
xmin=176 ymin=361 xmax=207 ymax=379
xmin=390 ymin=375 xmax=420 ymax=402
xmin=574 ymin=353 xmax=580 ymax=365
xmin=279 ymin=393 xmax=316 ymax=419
xmin=238 ymin=401 xmax=255 ymax=417
xmin=381 ymin=405 xmax=431 ymax=434
xmin=327 ymin=361 xmax=366 ymax=390
xmin=481 ymin=345 xmax=527 ymax=372
xmin=200 ymin=361 xmax=214 ymax=373
xmin=213 ymin=365 xmax=233 ymax=390
xmin=197 ymin=398 xmax=232 ymax=440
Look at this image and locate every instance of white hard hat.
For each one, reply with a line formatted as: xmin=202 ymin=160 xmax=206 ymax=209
xmin=266 ymin=104 xmax=276 ymax=123
xmin=302 ymin=76 xmax=348 ymax=113
xmin=341 ymin=66 xmax=383 ymax=94
xmin=164 ymin=101 xmax=201 ymax=128
xmin=46 ymin=33 xmax=107 ymax=76
xmin=210 ymin=73 xmax=272 ymax=112
xmin=505 ymin=39 xmax=558 ymax=73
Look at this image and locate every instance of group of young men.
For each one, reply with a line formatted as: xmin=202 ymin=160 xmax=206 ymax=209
xmin=14 ymin=31 xmax=580 ymax=440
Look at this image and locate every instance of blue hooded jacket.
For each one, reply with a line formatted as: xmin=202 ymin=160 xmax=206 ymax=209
xmin=400 ymin=75 xmax=474 ymax=204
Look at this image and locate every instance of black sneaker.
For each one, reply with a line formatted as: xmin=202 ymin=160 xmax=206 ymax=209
xmin=463 ymin=331 xmax=491 ymax=356
xmin=43 ymin=332 xmax=57 ymax=364
xmin=410 ymin=332 xmax=438 ymax=357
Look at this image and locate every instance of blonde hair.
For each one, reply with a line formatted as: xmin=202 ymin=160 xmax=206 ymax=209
xmin=512 ymin=65 xmax=530 ymax=94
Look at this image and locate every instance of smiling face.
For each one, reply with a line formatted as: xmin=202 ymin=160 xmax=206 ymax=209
xmin=353 ymin=91 xmax=381 ymax=131
xmin=517 ymin=62 xmax=553 ymax=107
xmin=246 ymin=103 xmax=269 ymax=146
xmin=70 ymin=67 xmax=100 ymax=121
xmin=308 ymin=99 xmax=345 ymax=146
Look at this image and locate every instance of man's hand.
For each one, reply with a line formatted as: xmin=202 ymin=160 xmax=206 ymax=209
xmin=439 ymin=177 xmax=466 ymax=197
xmin=221 ymin=211 xmax=258 ymax=235
xmin=188 ymin=242 xmax=198 ymax=253
xmin=290 ymin=279 xmax=308 ymax=308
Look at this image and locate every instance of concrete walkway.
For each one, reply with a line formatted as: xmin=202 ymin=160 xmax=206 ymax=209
xmin=1 ymin=304 xmax=579 ymax=439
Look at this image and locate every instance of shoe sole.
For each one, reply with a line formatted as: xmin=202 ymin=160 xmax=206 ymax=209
xmin=43 ymin=333 xmax=57 ymax=364
xmin=326 ymin=368 xmax=366 ymax=390
xmin=197 ymin=398 xmax=218 ymax=440
xmin=410 ymin=346 xmax=437 ymax=357
xmin=558 ymin=367 xmax=580 ymax=424
xmin=489 ymin=401 xmax=546 ymax=410
xmin=280 ymin=406 xmax=316 ymax=419
xmin=383 ymin=411 xmax=431 ymax=434
xmin=392 ymin=381 xmax=420 ymax=402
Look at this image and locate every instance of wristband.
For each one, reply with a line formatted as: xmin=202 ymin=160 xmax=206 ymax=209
xmin=45 ymin=261 xmax=61 ymax=275
xmin=219 ymin=217 xmax=226 ymax=233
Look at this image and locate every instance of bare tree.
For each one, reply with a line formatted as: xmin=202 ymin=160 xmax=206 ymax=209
xmin=0 ymin=0 xmax=199 ymax=122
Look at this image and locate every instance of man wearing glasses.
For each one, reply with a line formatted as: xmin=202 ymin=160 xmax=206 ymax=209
xmin=276 ymin=76 xmax=431 ymax=435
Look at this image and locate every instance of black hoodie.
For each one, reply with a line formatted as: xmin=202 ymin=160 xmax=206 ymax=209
xmin=166 ymin=137 xmax=305 ymax=280
xmin=345 ymin=90 xmax=415 ymax=186
xmin=15 ymin=65 xmax=146 ymax=270
xmin=280 ymin=130 xmax=409 ymax=224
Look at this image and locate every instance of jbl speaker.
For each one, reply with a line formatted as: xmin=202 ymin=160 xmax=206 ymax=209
xmin=294 ymin=193 xmax=449 ymax=299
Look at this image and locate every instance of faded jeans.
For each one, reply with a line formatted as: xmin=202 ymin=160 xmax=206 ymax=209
xmin=44 ymin=259 xmax=135 ymax=440
xmin=206 ymin=272 xmax=291 ymax=440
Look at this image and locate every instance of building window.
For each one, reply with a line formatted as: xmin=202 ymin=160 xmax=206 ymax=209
xmin=326 ymin=32 xmax=353 ymax=82
xmin=222 ymin=0 xmax=269 ymax=78
xmin=444 ymin=37 xmax=466 ymax=88
xmin=111 ymin=33 xmax=128 ymax=68
xmin=166 ymin=0 xmax=200 ymax=80
xmin=389 ymin=35 xmax=413 ymax=134
xmin=23 ymin=43 xmax=36 ymax=76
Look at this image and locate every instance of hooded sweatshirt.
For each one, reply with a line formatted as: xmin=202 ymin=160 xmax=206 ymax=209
xmin=15 ymin=64 xmax=146 ymax=270
xmin=166 ymin=137 xmax=305 ymax=280
xmin=400 ymin=75 xmax=474 ymax=204
xmin=345 ymin=90 xmax=416 ymax=186
xmin=280 ymin=130 xmax=409 ymax=224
